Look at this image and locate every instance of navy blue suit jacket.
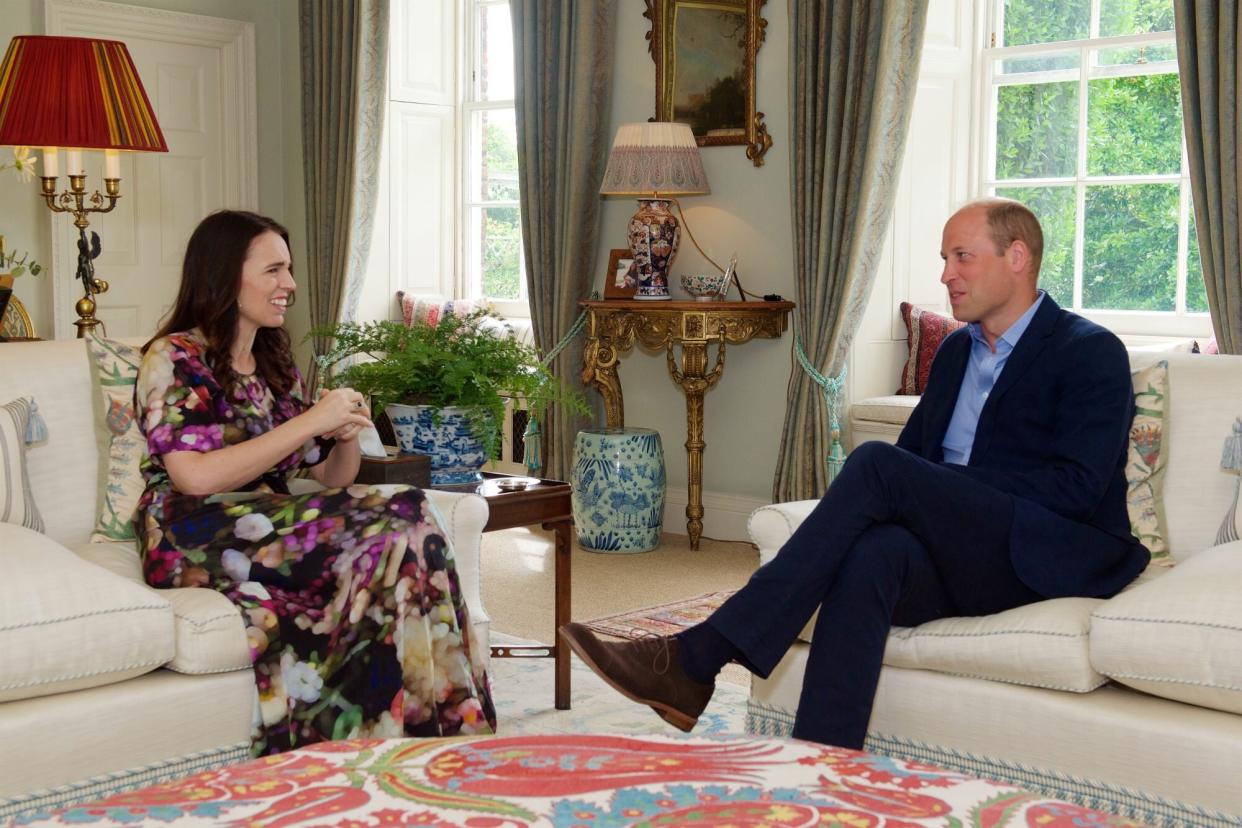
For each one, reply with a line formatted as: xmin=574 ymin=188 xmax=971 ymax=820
xmin=895 ymin=296 xmax=1149 ymax=598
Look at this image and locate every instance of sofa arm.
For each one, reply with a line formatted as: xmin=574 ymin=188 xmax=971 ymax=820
xmin=748 ymin=499 xmax=820 ymax=565
xmin=423 ymin=490 xmax=491 ymax=628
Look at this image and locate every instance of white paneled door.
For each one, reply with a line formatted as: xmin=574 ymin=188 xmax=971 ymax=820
xmin=45 ymin=0 xmax=257 ymax=340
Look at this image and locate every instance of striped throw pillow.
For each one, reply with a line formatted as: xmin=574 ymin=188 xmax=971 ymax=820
xmin=1 ymin=397 xmax=44 ymax=532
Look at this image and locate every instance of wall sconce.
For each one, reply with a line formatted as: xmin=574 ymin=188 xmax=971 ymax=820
xmin=0 ymin=35 xmax=168 ymax=337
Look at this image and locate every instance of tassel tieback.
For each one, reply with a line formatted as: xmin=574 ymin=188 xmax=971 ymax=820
xmin=1223 ymin=418 xmax=1242 ymax=473
xmin=25 ymin=399 xmax=48 ymax=446
xmin=522 ymin=413 xmax=542 ymax=475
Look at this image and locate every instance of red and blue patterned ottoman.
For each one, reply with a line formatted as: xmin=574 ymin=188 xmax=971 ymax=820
xmin=10 ymin=734 xmax=1146 ymax=826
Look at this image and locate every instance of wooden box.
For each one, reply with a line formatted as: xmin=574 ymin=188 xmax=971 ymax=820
xmin=356 ymin=448 xmax=431 ymax=488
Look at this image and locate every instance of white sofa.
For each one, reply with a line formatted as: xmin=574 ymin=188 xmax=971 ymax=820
xmin=746 ymin=350 xmax=1242 ymax=827
xmin=0 ymin=338 xmax=493 ymax=820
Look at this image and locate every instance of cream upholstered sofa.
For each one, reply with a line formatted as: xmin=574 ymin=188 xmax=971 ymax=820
xmin=0 ymin=338 xmax=493 ymax=820
xmin=746 ymin=350 xmax=1242 ymax=827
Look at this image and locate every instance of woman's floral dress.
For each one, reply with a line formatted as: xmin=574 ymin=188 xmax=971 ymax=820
xmin=134 ymin=330 xmax=496 ymax=755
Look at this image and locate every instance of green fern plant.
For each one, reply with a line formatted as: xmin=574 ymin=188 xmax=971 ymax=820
xmin=312 ymin=310 xmax=588 ymax=460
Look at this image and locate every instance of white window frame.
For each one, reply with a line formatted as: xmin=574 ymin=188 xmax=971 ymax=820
xmin=460 ymin=0 xmax=528 ymax=319
xmin=978 ymin=2 xmax=1210 ymax=338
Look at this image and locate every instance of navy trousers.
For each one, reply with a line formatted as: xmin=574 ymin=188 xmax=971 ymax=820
xmin=709 ymin=441 xmax=1046 ymax=748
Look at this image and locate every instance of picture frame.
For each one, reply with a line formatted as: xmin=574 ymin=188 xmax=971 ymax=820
xmin=604 ymin=248 xmax=638 ymax=299
xmin=645 ymin=0 xmax=772 ymax=167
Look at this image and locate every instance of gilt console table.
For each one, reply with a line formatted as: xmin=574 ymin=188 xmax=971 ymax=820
xmin=579 ymin=299 xmax=794 ymax=550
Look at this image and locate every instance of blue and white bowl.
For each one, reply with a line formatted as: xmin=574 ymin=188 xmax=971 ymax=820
xmin=386 ymin=403 xmax=489 ymax=484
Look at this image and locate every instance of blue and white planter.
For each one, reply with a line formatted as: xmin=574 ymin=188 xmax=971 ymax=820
xmin=571 ymin=428 xmax=666 ymax=553
xmin=386 ymin=403 xmax=489 ymax=485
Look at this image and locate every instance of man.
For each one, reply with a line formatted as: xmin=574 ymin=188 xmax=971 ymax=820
xmin=560 ymin=198 xmax=1150 ymax=748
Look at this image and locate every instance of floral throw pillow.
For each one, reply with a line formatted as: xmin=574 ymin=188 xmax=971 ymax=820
xmin=1216 ymin=418 xmax=1242 ymax=546
xmin=898 ymin=302 xmax=965 ymax=395
xmin=86 ymin=333 xmax=144 ymax=542
xmin=1126 ymin=361 xmax=1171 ymax=565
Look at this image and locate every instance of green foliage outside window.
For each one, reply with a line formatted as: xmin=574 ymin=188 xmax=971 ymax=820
xmin=481 ymin=117 xmax=522 ymax=301
xmin=995 ymin=0 xmax=1205 ymax=315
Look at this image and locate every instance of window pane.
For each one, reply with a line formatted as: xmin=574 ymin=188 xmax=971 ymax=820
xmin=1083 ymin=184 xmax=1178 ymax=311
xmin=479 ymin=3 xmax=514 ymax=101
xmin=1086 ymin=74 xmax=1181 ymax=176
xmin=1186 ymin=209 xmax=1208 ymax=313
xmin=473 ymin=109 xmax=519 ymax=202
xmin=1003 ymin=0 xmax=1088 ymax=46
xmin=1097 ymin=42 xmax=1176 ymax=67
xmin=997 ymin=52 xmax=1079 ymax=75
xmin=1098 ymin=0 xmax=1174 ymax=37
xmin=996 ymin=82 xmax=1078 ymax=179
xmin=997 ymin=185 xmax=1077 ymax=306
xmin=476 ymin=206 xmax=523 ymax=300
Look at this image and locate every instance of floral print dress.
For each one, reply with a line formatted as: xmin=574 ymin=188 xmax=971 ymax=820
xmin=134 ymin=331 xmax=496 ymax=755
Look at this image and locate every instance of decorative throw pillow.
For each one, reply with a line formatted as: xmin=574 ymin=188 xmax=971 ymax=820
xmin=86 ymin=333 xmax=144 ymax=542
xmin=897 ymin=302 xmax=965 ymax=395
xmin=0 ymin=396 xmax=45 ymax=532
xmin=1126 ymin=361 xmax=1171 ymax=565
xmin=397 ymin=291 xmax=491 ymax=328
xmin=1216 ymin=418 xmax=1242 ymax=546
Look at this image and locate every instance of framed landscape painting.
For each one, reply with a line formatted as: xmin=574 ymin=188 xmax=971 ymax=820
xmin=645 ymin=0 xmax=772 ymax=166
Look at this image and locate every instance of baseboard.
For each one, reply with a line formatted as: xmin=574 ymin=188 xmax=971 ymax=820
xmin=662 ymin=487 xmax=769 ymax=543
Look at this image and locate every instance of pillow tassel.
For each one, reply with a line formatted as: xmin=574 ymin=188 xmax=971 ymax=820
xmin=1222 ymin=418 xmax=1242 ymax=473
xmin=24 ymin=400 xmax=48 ymax=445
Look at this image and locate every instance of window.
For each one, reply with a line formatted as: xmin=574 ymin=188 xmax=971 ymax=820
xmin=981 ymin=0 xmax=1206 ymax=333
xmin=380 ymin=0 xmax=526 ymax=319
xmin=462 ymin=0 xmax=526 ymax=317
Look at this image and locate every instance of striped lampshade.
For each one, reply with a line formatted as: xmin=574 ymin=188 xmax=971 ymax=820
xmin=0 ymin=35 xmax=167 ymax=151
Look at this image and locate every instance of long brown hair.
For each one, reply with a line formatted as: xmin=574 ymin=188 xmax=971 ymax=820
xmin=146 ymin=210 xmax=298 ymax=397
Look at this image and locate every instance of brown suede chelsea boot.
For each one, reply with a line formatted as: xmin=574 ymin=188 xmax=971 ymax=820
xmin=559 ymin=622 xmax=715 ymax=731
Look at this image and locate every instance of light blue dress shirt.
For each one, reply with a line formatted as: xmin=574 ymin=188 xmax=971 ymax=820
xmin=941 ymin=291 xmax=1046 ymax=465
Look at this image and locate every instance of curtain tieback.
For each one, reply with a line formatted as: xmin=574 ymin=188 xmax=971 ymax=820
xmin=794 ymin=333 xmax=847 ymax=482
xmin=523 ymin=296 xmax=596 ymax=475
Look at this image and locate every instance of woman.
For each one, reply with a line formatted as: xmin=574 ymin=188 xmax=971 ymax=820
xmin=135 ymin=210 xmax=495 ymax=755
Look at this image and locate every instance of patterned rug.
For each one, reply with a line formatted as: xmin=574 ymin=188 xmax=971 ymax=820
xmin=580 ymin=590 xmax=737 ymax=639
xmin=489 ymin=633 xmax=748 ymax=737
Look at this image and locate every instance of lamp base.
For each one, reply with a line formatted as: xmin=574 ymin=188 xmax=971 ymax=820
xmin=629 ymin=198 xmax=680 ymax=300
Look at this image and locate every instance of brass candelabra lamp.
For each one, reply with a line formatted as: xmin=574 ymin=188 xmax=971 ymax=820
xmin=0 ymin=35 xmax=167 ymax=337
xmin=40 ymin=169 xmax=119 ymax=336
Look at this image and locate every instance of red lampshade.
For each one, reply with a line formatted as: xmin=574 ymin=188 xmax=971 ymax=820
xmin=0 ymin=35 xmax=167 ymax=152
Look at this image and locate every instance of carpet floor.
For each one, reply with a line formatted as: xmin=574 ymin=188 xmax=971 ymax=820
xmin=479 ymin=527 xmax=759 ymax=703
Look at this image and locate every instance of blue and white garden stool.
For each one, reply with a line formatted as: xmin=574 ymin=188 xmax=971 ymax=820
xmin=571 ymin=428 xmax=666 ymax=553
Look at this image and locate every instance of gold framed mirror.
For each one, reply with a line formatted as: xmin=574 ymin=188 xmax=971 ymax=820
xmin=645 ymin=0 xmax=772 ymax=167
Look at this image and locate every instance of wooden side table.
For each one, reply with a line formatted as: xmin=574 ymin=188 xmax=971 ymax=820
xmin=580 ymin=299 xmax=793 ymax=550
xmin=430 ymin=473 xmax=574 ymax=710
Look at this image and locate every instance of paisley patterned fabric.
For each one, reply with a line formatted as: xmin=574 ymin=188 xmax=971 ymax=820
xmin=14 ymin=734 xmax=1146 ymax=827
xmin=1126 ymin=361 xmax=1171 ymax=564
xmin=134 ymin=331 xmax=495 ymax=755
xmin=898 ymin=303 xmax=966 ymax=395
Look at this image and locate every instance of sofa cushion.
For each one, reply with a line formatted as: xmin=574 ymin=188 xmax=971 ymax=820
xmin=898 ymin=303 xmax=964 ymax=395
xmin=0 ymin=524 xmax=175 ymax=703
xmin=884 ymin=597 xmax=1106 ymax=693
xmin=849 ymin=395 xmax=919 ymax=427
xmin=85 ymin=333 xmax=144 ymax=543
xmin=1090 ymin=540 xmax=1242 ymax=715
xmin=1 ymin=396 xmax=45 ymax=531
xmin=73 ymin=541 xmax=254 ymax=675
xmin=1126 ymin=360 xmax=1171 ymax=565
xmin=1216 ymin=418 xmax=1242 ymax=546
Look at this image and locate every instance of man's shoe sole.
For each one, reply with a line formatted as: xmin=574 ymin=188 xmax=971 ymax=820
xmin=559 ymin=627 xmax=698 ymax=732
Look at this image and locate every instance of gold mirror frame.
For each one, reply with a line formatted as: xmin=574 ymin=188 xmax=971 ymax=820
xmin=645 ymin=0 xmax=773 ymax=167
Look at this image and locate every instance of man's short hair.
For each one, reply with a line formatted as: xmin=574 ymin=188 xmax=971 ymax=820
xmin=966 ymin=198 xmax=1044 ymax=279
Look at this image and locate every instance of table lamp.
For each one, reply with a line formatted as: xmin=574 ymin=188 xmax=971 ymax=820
xmin=599 ymin=122 xmax=709 ymax=300
xmin=0 ymin=35 xmax=168 ymax=337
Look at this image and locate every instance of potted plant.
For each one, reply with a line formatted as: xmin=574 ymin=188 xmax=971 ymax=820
xmin=0 ymin=236 xmax=43 ymax=329
xmin=314 ymin=310 xmax=588 ymax=484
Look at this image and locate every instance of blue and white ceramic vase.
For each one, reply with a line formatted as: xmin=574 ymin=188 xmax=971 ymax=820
xmin=386 ymin=403 xmax=489 ymax=485
xmin=571 ymin=428 xmax=666 ymax=553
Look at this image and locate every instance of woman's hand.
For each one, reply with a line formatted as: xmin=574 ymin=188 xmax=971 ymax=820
xmin=309 ymin=387 xmax=373 ymax=438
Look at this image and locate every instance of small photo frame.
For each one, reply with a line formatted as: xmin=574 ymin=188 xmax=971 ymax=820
xmin=604 ymin=248 xmax=638 ymax=299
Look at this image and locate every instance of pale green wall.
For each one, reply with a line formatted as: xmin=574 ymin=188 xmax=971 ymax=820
xmin=592 ymin=3 xmax=796 ymax=503
xmin=0 ymin=0 xmax=308 ymax=353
